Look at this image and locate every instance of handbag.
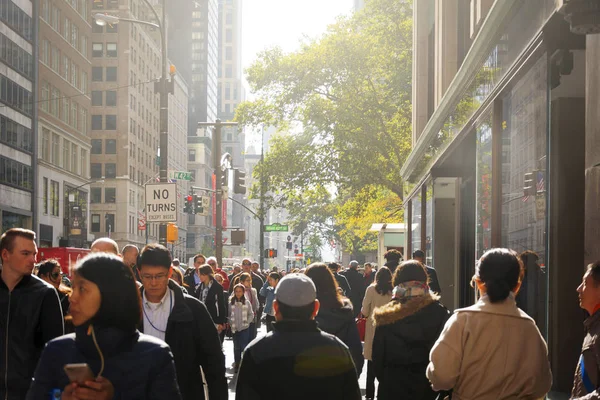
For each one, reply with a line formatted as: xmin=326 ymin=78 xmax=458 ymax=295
xmin=356 ymin=316 xmax=367 ymax=341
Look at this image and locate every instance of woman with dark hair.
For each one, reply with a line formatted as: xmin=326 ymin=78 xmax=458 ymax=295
xmin=427 ymin=248 xmax=552 ymax=399
xmin=27 ymin=253 xmax=182 ymax=400
xmin=238 ymin=272 xmax=259 ymax=340
xmin=361 ymin=267 xmax=393 ymax=400
xmin=372 ymin=260 xmax=449 ymax=400
xmin=198 ymin=264 xmax=227 ymax=342
xmin=37 ymin=259 xmax=71 ymax=313
xmin=229 ymin=284 xmax=254 ymax=372
xmin=304 ymin=263 xmax=364 ymax=376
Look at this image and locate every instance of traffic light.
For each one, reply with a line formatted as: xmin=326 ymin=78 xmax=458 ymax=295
xmin=193 ymin=194 xmax=203 ymax=214
xmin=220 ymin=168 xmax=229 ymax=189
xmin=264 ymin=248 xmax=278 ymax=258
xmin=233 ymin=168 xmax=246 ymax=195
xmin=524 ymin=172 xmax=536 ymax=197
xmin=184 ymin=195 xmax=193 ymax=214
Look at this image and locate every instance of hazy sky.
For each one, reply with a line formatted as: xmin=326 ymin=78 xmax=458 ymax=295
xmin=241 ymin=0 xmax=354 ymax=90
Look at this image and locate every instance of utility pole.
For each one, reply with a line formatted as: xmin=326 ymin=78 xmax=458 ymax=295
xmin=197 ymin=119 xmax=238 ymax=268
xmin=259 ymin=126 xmax=266 ymax=268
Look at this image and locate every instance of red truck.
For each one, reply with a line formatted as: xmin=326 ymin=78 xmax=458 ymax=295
xmin=36 ymin=247 xmax=90 ymax=277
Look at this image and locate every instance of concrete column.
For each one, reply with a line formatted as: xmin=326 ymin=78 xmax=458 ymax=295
xmin=585 ymin=34 xmax=600 ymax=265
xmin=412 ymin=0 xmax=432 ymax=144
xmin=434 ymin=0 xmax=459 ymax=108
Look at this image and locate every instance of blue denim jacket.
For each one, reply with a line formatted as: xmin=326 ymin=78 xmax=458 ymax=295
xmin=260 ymin=281 xmax=276 ymax=316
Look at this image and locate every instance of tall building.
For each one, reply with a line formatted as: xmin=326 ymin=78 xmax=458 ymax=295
xmin=88 ymin=0 xmax=188 ymax=259
xmin=0 ymin=0 xmax=36 ymax=233
xmin=37 ymin=0 xmax=92 ymax=247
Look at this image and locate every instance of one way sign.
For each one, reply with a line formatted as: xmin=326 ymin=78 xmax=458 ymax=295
xmin=145 ymin=183 xmax=177 ymax=222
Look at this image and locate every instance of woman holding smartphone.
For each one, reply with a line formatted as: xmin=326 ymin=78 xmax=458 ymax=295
xmin=27 ymin=253 xmax=182 ymax=400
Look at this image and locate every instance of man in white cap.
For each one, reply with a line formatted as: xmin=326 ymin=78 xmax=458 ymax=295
xmin=235 ymin=272 xmax=361 ymax=400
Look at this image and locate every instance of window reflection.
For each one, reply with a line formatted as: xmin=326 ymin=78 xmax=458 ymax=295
xmin=476 ymin=112 xmax=493 ymax=259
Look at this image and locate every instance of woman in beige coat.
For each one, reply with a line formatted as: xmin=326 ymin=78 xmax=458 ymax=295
xmin=427 ymin=248 xmax=552 ymax=400
xmin=361 ymin=267 xmax=393 ymax=400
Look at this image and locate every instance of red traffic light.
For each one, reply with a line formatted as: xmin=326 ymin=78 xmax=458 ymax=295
xmin=186 ymin=195 xmax=193 ymax=202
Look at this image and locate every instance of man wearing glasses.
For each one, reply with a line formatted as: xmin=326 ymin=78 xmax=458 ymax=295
xmin=138 ymin=244 xmax=227 ymax=400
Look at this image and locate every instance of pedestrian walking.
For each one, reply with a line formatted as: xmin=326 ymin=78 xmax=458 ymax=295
xmin=427 ymin=248 xmax=552 ymax=400
xmin=207 ymin=256 xmax=230 ymax=291
xmin=327 ymin=262 xmax=351 ymax=297
xmin=235 ymin=273 xmax=361 ymax=400
xmin=184 ymin=254 xmax=206 ymax=298
xmin=412 ymin=250 xmax=442 ymax=294
xmin=197 ymin=264 xmax=227 ymax=342
xmin=138 ymin=244 xmax=227 ymax=400
xmin=361 ymin=266 xmax=393 ymax=400
xmin=0 ymin=228 xmax=64 ymax=399
xmin=363 ymin=263 xmax=375 ymax=287
xmin=260 ymin=272 xmax=280 ymax=332
xmin=237 ymin=272 xmax=259 ymax=340
xmin=27 ymin=253 xmax=182 ymax=400
xmin=383 ymin=249 xmax=402 ymax=274
xmin=305 ymin=263 xmax=364 ymax=376
xmin=36 ymin=258 xmax=71 ymax=314
xmin=571 ymin=261 xmax=600 ymax=398
xmin=90 ymin=237 xmax=119 ymax=254
xmin=371 ymin=260 xmax=449 ymax=400
xmin=121 ymin=244 xmax=140 ymax=282
xmin=344 ymin=260 xmax=366 ymax=317
xmin=229 ymin=284 xmax=255 ymax=372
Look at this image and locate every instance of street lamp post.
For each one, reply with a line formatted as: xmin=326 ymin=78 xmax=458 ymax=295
xmin=95 ymin=0 xmax=173 ymax=247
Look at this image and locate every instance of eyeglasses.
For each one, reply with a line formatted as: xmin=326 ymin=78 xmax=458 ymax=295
xmin=242 ymin=263 xmax=250 ymax=266
xmin=141 ymin=273 xmax=169 ymax=282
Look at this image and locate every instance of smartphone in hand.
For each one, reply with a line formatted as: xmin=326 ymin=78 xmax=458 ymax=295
xmin=63 ymin=363 xmax=95 ymax=385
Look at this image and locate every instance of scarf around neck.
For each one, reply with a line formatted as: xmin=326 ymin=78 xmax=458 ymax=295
xmin=392 ymin=280 xmax=429 ymax=301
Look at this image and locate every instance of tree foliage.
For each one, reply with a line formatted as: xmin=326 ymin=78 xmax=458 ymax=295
xmin=237 ymin=0 xmax=413 ymax=255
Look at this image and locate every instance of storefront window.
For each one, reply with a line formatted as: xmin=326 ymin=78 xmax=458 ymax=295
xmin=425 ymin=182 xmax=433 ymax=267
xmin=476 ymin=111 xmax=493 ymax=259
xmin=501 ymin=54 xmax=547 ymax=330
xmin=411 ymin=192 xmax=422 ymax=255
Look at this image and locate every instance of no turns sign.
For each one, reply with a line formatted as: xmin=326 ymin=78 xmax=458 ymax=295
xmin=145 ymin=183 xmax=177 ymax=222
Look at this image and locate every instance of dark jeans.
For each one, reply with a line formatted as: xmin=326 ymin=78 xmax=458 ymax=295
xmin=233 ymin=328 xmax=251 ymax=363
xmin=248 ymin=322 xmax=257 ymax=341
xmin=366 ymin=360 xmax=376 ymax=398
xmin=266 ymin=314 xmax=276 ymax=332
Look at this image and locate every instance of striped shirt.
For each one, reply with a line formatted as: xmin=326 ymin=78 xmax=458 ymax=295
xmin=142 ymin=288 xmax=173 ymax=341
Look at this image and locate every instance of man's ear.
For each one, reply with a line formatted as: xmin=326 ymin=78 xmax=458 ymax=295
xmin=168 ymin=266 xmax=173 ymax=279
xmin=312 ymin=299 xmax=320 ymax=319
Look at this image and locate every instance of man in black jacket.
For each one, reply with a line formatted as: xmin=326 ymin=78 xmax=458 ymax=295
xmin=328 ymin=262 xmax=351 ymax=297
xmin=138 ymin=244 xmax=227 ymax=400
xmin=236 ymin=273 xmax=360 ymax=400
xmin=343 ymin=260 xmax=366 ymax=317
xmin=229 ymin=258 xmax=264 ymax=294
xmin=412 ymin=250 xmax=442 ymax=294
xmin=183 ymin=253 xmax=206 ymax=298
xmin=0 ymin=228 xmax=64 ymax=399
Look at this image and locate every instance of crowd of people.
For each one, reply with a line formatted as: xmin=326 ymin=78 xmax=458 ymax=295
xmin=1 ymin=227 xmax=600 ymax=399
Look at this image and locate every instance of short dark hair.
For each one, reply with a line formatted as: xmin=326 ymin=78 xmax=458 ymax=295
xmin=306 ymin=263 xmax=343 ymax=310
xmin=37 ymin=259 xmax=61 ymax=277
xmin=476 ymin=248 xmax=522 ymax=303
xmin=268 ymin=272 xmax=281 ymax=281
xmin=393 ymin=260 xmax=428 ymax=286
xmin=139 ymin=244 xmax=171 ymax=269
xmin=327 ymin=262 xmax=340 ymax=272
xmin=74 ymin=253 xmax=141 ymax=332
xmin=276 ymin=300 xmax=315 ymax=320
xmin=198 ymin=264 xmax=213 ymax=277
xmin=384 ymin=249 xmax=402 ymax=261
xmin=0 ymin=228 xmax=35 ymax=253
xmin=375 ymin=266 xmax=393 ymax=295
xmin=193 ymin=253 xmax=206 ymax=263
xmin=412 ymin=250 xmax=425 ymax=258
xmin=588 ymin=262 xmax=600 ymax=286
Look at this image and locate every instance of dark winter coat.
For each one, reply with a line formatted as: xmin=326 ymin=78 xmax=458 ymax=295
xmin=572 ymin=309 xmax=600 ymax=398
xmin=343 ymin=268 xmax=366 ymax=317
xmin=140 ymin=281 xmax=228 ymax=400
xmin=426 ymin=266 xmax=442 ymax=294
xmin=315 ymin=299 xmax=364 ymax=376
xmin=384 ymin=260 xmax=400 ymax=275
xmin=183 ymin=270 xmax=201 ymax=298
xmin=229 ymin=271 xmax=264 ymax=298
xmin=333 ymin=272 xmax=351 ymax=297
xmin=235 ymin=319 xmax=361 ymax=400
xmin=0 ymin=274 xmax=64 ymax=399
xmin=26 ymin=324 xmax=181 ymax=400
xmin=372 ymin=293 xmax=450 ymax=400
xmin=199 ymin=279 xmax=227 ymax=325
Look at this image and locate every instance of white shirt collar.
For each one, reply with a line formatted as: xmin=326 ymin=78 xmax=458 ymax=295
xmin=143 ymin=288 xmax=171 ymax=309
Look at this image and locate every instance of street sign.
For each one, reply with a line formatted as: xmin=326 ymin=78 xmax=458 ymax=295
xmin=197 ymin=195 xmax=210 ymax=216
xmin=145 ymin=183 xmax=177 ymax=222
xmin=264 ymin=223 xmax=289 ymax=232
xmin=169 ymin=171 xmax=192 ymax=181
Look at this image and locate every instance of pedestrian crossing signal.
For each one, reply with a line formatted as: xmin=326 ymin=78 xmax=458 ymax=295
xmin=264 ymin=248 xmax=277 ymax=258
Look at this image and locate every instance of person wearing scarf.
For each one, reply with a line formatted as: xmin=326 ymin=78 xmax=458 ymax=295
xmin=372 ymin=260 xmax=449 ymax=400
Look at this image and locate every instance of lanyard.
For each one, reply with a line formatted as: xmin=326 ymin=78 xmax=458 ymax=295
xmin=143 ymin=290 xmax=173 ymax=333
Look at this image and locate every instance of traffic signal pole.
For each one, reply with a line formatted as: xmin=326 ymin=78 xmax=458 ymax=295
xmin=197 ymin=120 xmax=238 ymax=268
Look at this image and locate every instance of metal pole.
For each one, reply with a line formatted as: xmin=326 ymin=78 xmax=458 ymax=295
xmin=213 ymin=120 xmax=223 ymax=267
xmin=259 ymin=126 xmax=265 ymax=267
xmin=158 ymin=0 xmax=169 ymax=246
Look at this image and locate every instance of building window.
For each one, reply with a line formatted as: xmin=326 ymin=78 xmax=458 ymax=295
xmin=93 ymin=23 xmax=103 ymax=33
xmin=106 ymin=24 xmax=117 ymax=33
xmin=71 ymin=143 xmax=78 ymax=174
xmin=106 ymin=43 xmax=117 ymax=57
xmin=105 ymin=115 xmax=117 ymax=130
xmin=91 ymin=163 xmax=102 ymax=178
xmin=105 ymin=163 xmax=116 ymax=178
xmin=80 ymin=149 xmax=88 ymax=177
xmin=475 ymin=111 xmax=493 ymax=259
xmin=91 ymin=188 xmax=101 ymax=203
xmin=105 ymin=213 xmax=115 ymax=232
xmin=106 ymin=67 xmax=117 ymax=81
xmin=105 ymin=139 xmax=116 ymax=154
xmin=226 ymin=29 xmax=232 ymax=42
xmin=188 ymin=149 xmax=196 ymax=162
xmin=50 ymin=180 xmax=59 ymax=216
xmin=92 ymin=67 xmax=102 ymax=81
xmin=51 ymin=133 xmax=60 ymax=164
xmin=92 ymin=43 xmax=103 ymax=57
xmin=91 ymin=115 xmax=102 ymax=130
xmin=105 ymin=188 xmax=116 ymax=203
xmin=105 ymin=90 xmax=116 ymax=106
xmin=91 ymin=91 xmax=102 ymax=106
xmin=225 ymin=46 xmax=232 ymax=61
xmin=43 ymin=177 xmax=48 ymax=214
xmin=91 ymin=214 xmax=100 ymax=232
xmin=62 ymin=139 xmax=70 ymax=171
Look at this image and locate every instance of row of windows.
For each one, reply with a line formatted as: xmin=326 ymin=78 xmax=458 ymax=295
xmin=41 ymin=178 xmax=60 ymax=216
xmin=92 ymin=0 xmax=119 ymax=10
xmin=129 ymin=119 xmax=158 ymax=153
xmin=91 ymin=115 xmax=117 ymax=130
xmin=129 ymin=25 xmax=160 ymax=70
xmin=91 ymin=139 xmax=116 ymax=154
xmin=40 ymin=41 xmax=89 ymax=94
xmin=0 ymin=155 xmax=32 ymax=190
xmin=92 ymin=90 xmax=117 ymax=107
xmin=92 ymin=42 xmax=117 ymax=58
xmin=0 ymin=75 xmax=32 ymax=116
xmin=93 ymin=23 xmax=117 ymax=34
xmin=90 ymin=187 xmax=115 ymax=203
xmin=90 ymin=213 xmax=115 ymax=233
xmin=40 ymin=0 xmax=89 ymax=58
xmin=0 ymin=0 xmax=32 ymax=41
xmin=92 ymin=66 xmax=117 ymax=82
xmin=91 ymin=163 xmax=116 ymax=179
xmin=0 ymin=115 xmax=32 ymax=152
xmin=40 ymin=128 xmax=89 ymax=177
xmin=0 ymin=33 xmax=32 ymax=78
xmin=40 ymin=81 xmax=88 ymax=135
